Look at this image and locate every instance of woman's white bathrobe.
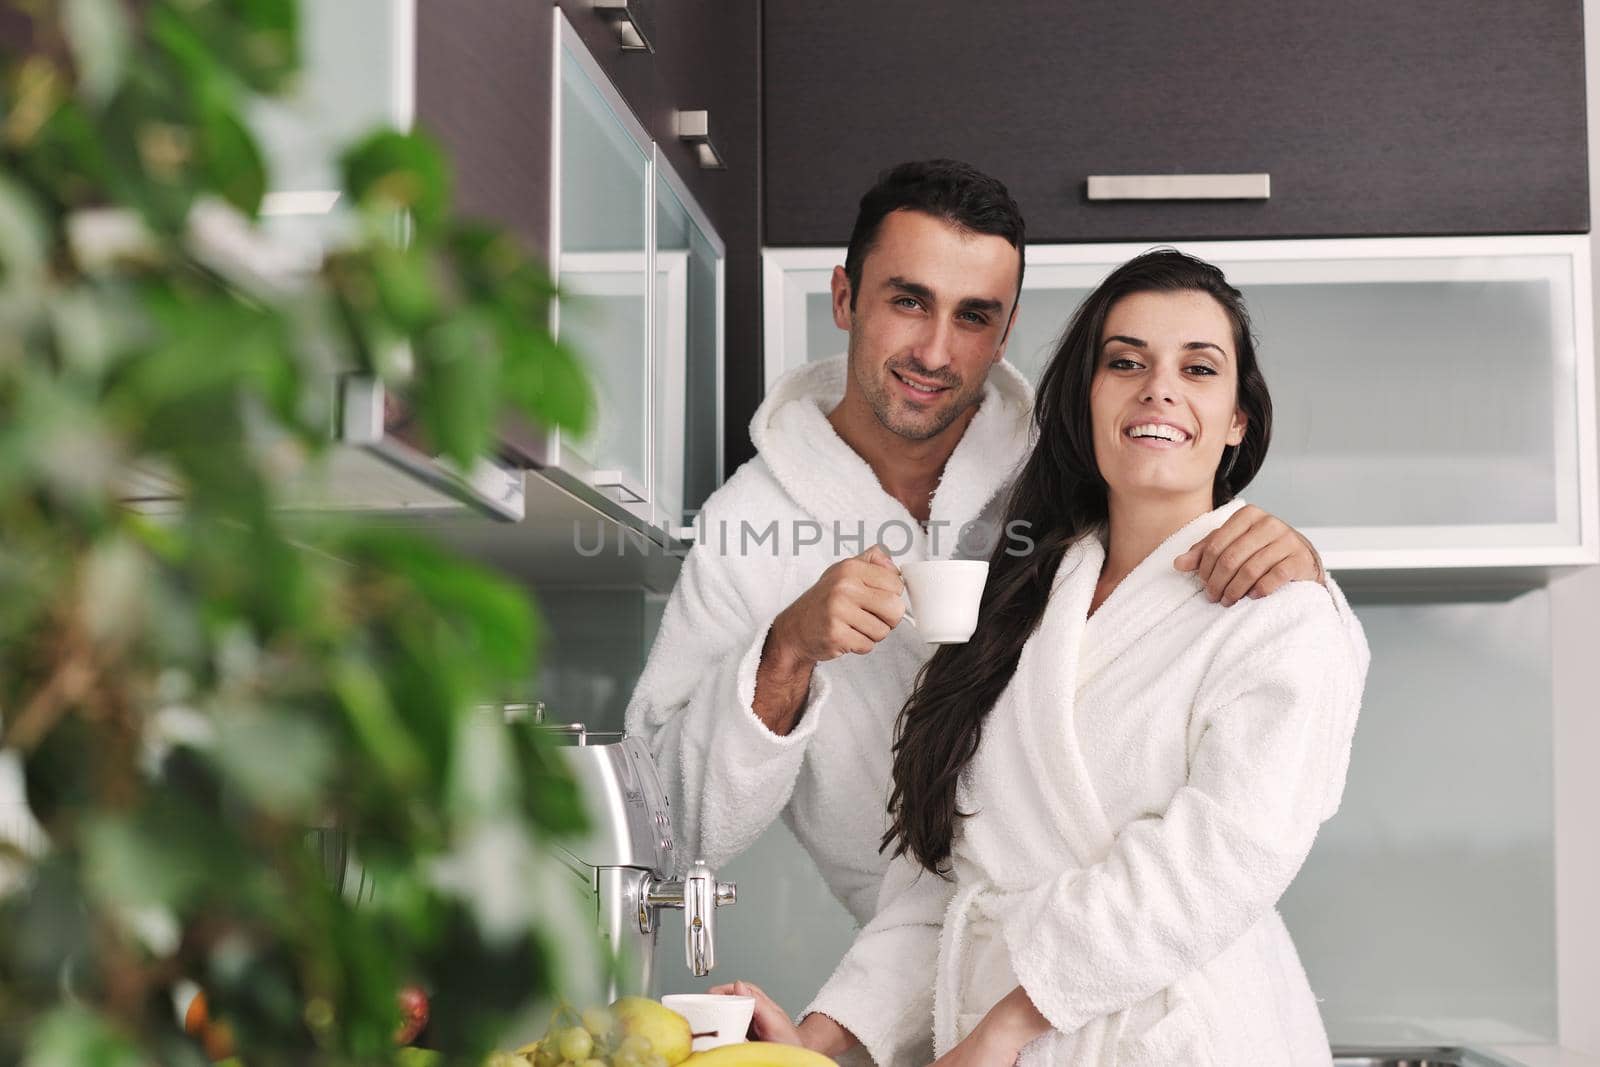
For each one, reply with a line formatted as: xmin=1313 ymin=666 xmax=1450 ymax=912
xmin=805 ymin=500 xmax=1369 ymax=1067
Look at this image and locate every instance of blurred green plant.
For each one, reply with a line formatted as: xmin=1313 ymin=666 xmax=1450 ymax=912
xmin=0 ymin=1 xmax=600 ymax=1064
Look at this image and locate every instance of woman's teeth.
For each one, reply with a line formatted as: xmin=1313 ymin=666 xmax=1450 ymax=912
xmin=1126 ymin=423 xmax=1188 ymax=442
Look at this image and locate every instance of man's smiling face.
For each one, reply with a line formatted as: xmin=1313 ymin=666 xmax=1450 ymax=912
xmin=834 ymin=209 xmax=1020 ymax=442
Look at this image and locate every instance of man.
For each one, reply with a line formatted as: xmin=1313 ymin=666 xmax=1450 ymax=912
xmin=625 ymin=160 xmax=1345 ymax=1054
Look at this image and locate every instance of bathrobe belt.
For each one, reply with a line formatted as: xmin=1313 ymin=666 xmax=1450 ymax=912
xmin=934 ymin=878 xmax=1006 ymax=1054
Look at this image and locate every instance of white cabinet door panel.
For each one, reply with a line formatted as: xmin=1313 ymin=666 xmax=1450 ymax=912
xmin=764 ymin=237 xmax=1598 ymax=571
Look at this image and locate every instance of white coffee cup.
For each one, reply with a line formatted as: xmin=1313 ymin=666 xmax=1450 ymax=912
xmin=899 ymin=560 xmax=989 ymax=644
xmin=659 ymin=993 xmax=756 ymax=1052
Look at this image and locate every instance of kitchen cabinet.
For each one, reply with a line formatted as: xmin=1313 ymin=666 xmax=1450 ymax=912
xmin=417 ymin=13 xmax=731 ymax=587
xmin=532 ymin=13 xmax=725 ymax=543
xmin=549 ymin=23 xmax=656 ymax=524
xmin=418 ymin=0 xmax=755 ymax=519
xmin=654 ymin=160 xmax=726 ymax=533
xmin=415 ymin=0 xmax=554 ymax=255
xmin=554 ymin=0 xmax=754 ymax=245
xmin=220 ymin=0 xmax=535 ymax=520
xmin=763 ymin=0 xmax=1588 ymax=246
xmin=763 ymin=236 xmax=1599 ymax=573
xmin=552 ymin=1 xmax=760 ymax=482
xmin=224 ymin=3 xmax=734 ymax=535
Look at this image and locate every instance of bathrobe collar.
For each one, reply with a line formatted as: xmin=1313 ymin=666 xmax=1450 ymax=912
xmin=1007 ymin=498 xmax=1251 ymax=856
xmin=1079 ymin=498 xmax=1250 ymax=683
xmin=749 ymin=354 xmax=1034 ymax=549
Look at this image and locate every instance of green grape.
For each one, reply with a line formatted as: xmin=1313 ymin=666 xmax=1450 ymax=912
xmin=577 ymin=1060 xmax=607 ymax=1067
xmin=557 ymin=1026 xmax=595 ymax=1063
xmin=612 ymin=1051 xmax=643 ymax=1067
xmin=642 ymin=1055 xmax=669 ymax=1067
xmin=534 ymin=1043 xmax=561 ymax=1067
xmin=581 ymin=1008 xmax=615 ymax=1038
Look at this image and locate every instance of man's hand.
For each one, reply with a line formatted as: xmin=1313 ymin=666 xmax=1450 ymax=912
xmin=769 ymin=546 xmax=906 ymax=665
xmin=753 ymin=546 xmax=905 ymax=735
xmin=1173 ymin=504 xmax=1325 ymax=606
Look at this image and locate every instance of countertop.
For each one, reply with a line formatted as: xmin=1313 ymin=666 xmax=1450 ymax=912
xmin=1493 ymin=1046 xmax=1600 ymax=1067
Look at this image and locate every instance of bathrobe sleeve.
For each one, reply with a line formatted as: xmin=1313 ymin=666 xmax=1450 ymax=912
xmin=804 ymin=852 xmax=952 ymax=1067
xmin=999 ymin=584 xmax=1366 ymax=1037
xmin=1324 ymin=572 xmax=1373 ymax=700
xmin=624 ymin=508 xmax=834 ymax=872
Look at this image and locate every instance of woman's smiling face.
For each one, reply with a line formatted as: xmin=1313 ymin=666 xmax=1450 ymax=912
xmin=1089 ymin=288 xmax=1247 ymax=507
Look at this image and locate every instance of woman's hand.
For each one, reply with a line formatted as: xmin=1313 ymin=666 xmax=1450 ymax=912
xmin=1174 ymin=504 xmax=1326 ymax=606
xmin=929 ymin=1027 xmax=1020 ymax=1067
xmin=931 ymin=986 xmax=1050 ymax=1067
xmin=706 ymin=981 xmax=861 ymax=1057
xmin=708 ymin=980 xmax=802 ymax=1045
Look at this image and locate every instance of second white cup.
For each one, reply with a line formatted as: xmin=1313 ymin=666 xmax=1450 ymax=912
xmin=900 ymin=559 xmax=989 ymax=644
xmin=659 ymin=993 xmax=756 ymax=1052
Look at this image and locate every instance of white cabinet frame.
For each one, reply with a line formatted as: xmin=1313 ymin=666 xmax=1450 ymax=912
xmin=764 ymin=236 xmax=1598 ymax=571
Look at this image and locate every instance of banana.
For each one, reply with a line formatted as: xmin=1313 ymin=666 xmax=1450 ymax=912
xmin=680 ymin=1042 xmax=837 ymax=1067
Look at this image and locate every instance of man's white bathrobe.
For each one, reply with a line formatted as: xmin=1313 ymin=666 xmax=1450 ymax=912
xmin=805 ymin=501 xmax=1369 ymax=1067
xmin=625 ymin=355 xmax=1036 ymax=922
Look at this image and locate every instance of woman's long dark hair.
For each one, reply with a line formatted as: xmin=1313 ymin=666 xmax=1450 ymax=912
xmin=883 ymin=249 xmax=1275 ymax=875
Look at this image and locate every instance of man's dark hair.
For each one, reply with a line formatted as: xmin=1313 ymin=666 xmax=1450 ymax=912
xmin=842 ymin=159 xmax=1027 ymax=310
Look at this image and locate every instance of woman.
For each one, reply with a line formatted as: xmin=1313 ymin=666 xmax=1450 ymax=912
xmin=727 ymin=249 xmax=1367 ymax=1066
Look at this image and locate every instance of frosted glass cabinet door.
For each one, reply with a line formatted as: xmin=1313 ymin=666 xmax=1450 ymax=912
xmin=554 ymin=28 xmax=653 ymax=518
xmin=248 ymin=0 xmax=414 ymax=258
xmin=653 ymin=158 xmax=725 ymax=538
xmin=764 ymin=237 xmax=1598 ymax=569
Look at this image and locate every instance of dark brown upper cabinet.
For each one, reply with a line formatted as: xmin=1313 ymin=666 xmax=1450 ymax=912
xmin=763 ymin=0 xmax=1588 ymax=245
xmin=416 ymin=1 xmax=757 ymax=255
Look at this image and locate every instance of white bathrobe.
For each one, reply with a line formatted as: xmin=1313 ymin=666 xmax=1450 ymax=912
xmin=805 ymin=501 xmax=1369 ymax=1067
xmin=625 ymin=354 xmax=1035 ymax=922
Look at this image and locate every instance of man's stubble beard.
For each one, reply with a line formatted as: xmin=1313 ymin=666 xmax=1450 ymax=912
xmin=848 ymin=331 xmax=988 ymax=443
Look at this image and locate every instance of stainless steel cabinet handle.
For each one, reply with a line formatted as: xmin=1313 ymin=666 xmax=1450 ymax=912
xmin=591 ymin=469 xmax=647 ymax=504
xmin=593 ymin=0 xmax=654 ymax=53
xmin=1086 ymin=173 xmax=1271 ymax=201
xmin=676 ymin=110 xmax=725 ymax=170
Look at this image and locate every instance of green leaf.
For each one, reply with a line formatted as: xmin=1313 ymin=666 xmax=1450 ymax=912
xmin=214 ymin=705 xmax=335 ymax=819
xmin=25 ymin=1007 xmax=145 ymax=1067
xmin=149 ymin=0 xmax=299 ymax=97
xmin=346 ymin=528 xmax=537 ymax=679
xmin=48 ymin=284 xmax=137 ymax=378
xmin=499 ymin=317 xmax=593 ymax=437
xmin=0 ymin=176 xmax=50 ymax=283
xmin=341 ymin=130 xmax=451 ymax=232
xmin=414 ymin=312 xmax=498 ymax=466
xmin=449 ymin=709 xmax=517 ymax=819
xmin=63 ymin=0 xmax=132 ymax=107
xmin=373 ymin=246 xmax=443 ymax=331
xmin=332 ymin=656 xmax=426 ymax=787
xmin=197 ymin=106 xmax=267 ymax=215
xmin=83 ymin=813 xmax=205 ymax=911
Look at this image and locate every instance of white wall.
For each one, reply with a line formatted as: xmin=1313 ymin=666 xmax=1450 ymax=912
xmin=1551 ymin=3 xmax=1600 ymax=1052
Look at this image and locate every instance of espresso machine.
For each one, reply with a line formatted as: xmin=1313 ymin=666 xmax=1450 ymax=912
xmin=508 ymin=705 xmax=736 ymax=998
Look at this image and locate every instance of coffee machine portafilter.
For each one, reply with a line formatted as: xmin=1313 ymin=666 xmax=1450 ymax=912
xmin=510 ymin=707 xmax=736 ymax=999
